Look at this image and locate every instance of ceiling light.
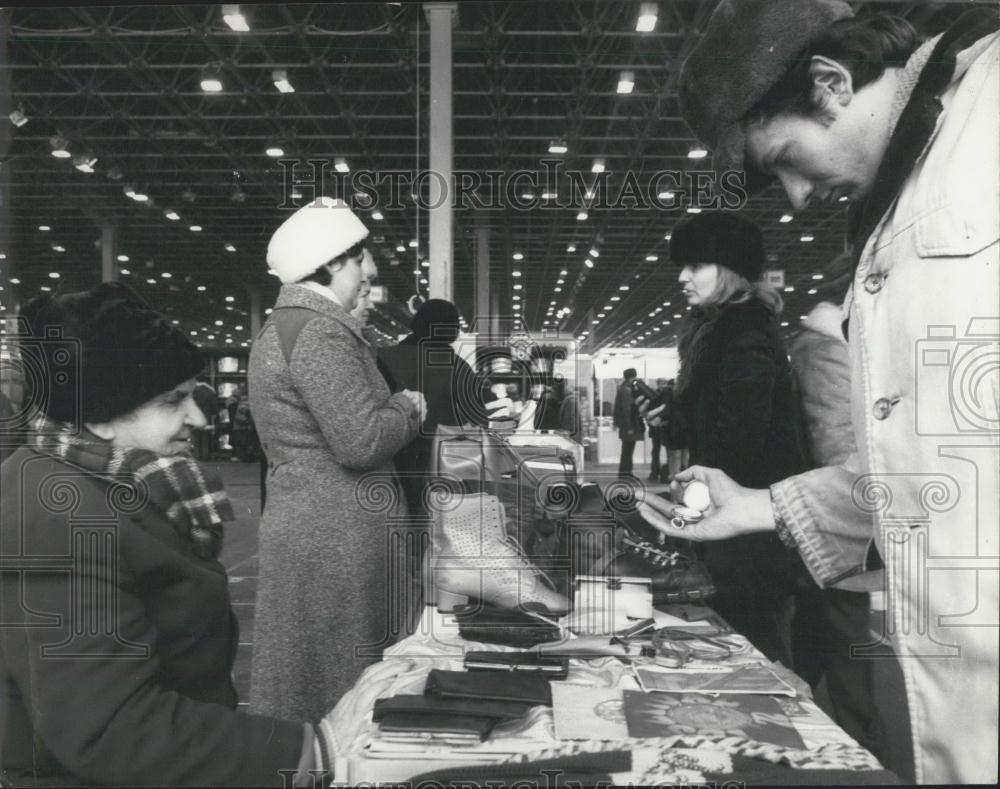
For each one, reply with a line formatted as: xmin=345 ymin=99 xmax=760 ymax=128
xmin=566 ymin=244 xmax=576 ymax=252
xmin=556 ymin=279 xmax=565 ymax=285
xmin=272 ymin=69 xmax=294 ymax=93
xmin=548 ymin=139 xmax=568 ymax=154
xmin=221 ymin=4 xmax=250 ymax=31
xmin=225 ymin=296 xmax=235 ymax=303
xmin=9 ymin=108 xmax=28 ymax=127
xmin=619 ymin=285 xmax=630 ymax=291
xmin=617 ymin=70 xmax=635 ymax=94
xmin=780 ymin=213 xmax=794 ymax=223
xmin=189 ymin=225 xmax=202 ymax=232
xmin=224 ymin=243 xmax=236 ymax=252
xmin=591 ymin=158 xmax=606 ymax=174
xmin=161 ymin=272 xmax=172 ymax=278
xmin=145 ymin=278 xmax=157 ymax=285
xmin=800 ymin=234 xmax=815 ymax=243
xmin=512 ymin=295 xmax=521 ymax=301
xmin=513 ymin=283 xmax=523 ymax=291
xmin=48 ymin=272 xmax=60 ymax=279
xmin=334 ymin=157 xmax=350 ymax=173
xmin=839 ymin=195 xmax=850 ymax=203
xmin=645 ymin=255 xmax=658 ymax=262
xmin=408 ymin=239 xmax=418 ymax=248
xmin=40 ymin=286 xmax=52 ymax=292
xmin=784 ymin=286 xmax=795 ymax=293
xmin=200 ymin=73 xmax=224 ymax=93
xmin=576 ymin=211 xmax=588 ymax=221
xmin=636 ymin=2 xmax=658 ymax=31
xmin=688 ymin=146 xmax=709 ymax=159
xmin=512 ymin=270 xmax=522 ymax=277
xmin=119 ymin=269 xmax=130 ymax=276
xmin=611 ymin=296 xmax=620 ymax=302
xmin=49 ymin=135 xmax=71 ymax=158
xmin=289 ymin=188 xmax=304 ymax=200
xmin=132 ymin=192 xmax=149 ymax=202
xmin=512 ymin=252 xmax=524 ymax=261
xmin=420 ymin=259 xmax=430 ymax=268
xmin=663 ymin=232 xmax=672 ymax=240
xmin=396 ymin=244 xmax=406 ymax=253
xmin=554 ymin=287 xmax=562 ymax=293
xmin=584 ymin=258 xmax=594 ymax=268
xmin=164 ymin=209 xmax=180 ymax=221
xmin=38 ymin=225 xmax=51 ymax=232
xmin=686 ymin=207 xmax=702 ymax=214
xmin=657 ymin=190 xmax=675 ymax=201
xmin=73 ymin=153 xmax=97 ymax=173
xmin=673 ymin=313 xmax=682 ymax=318
xmin=812 ymin=273 xmax=824 ymax=280
xmin=542 ymin=191 xmax=557 ymax=200
xmin=371 ymin=210 xmax=384 ymax=221
xmin=266 ymin=146 xmax=284 ymax=158
xmin=589 ymin=248 xmax=600 ymax=258
xmin=197 ymin=285 xmax=207 ymax=292
xmin=9 ymin=278 xmax=19 ymax=284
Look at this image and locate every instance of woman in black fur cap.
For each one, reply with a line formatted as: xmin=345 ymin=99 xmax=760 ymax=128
xmin=655 ymin=212 xmax=809 ymax=666
xmin=0 ymin=282 xmax=336 ymax=786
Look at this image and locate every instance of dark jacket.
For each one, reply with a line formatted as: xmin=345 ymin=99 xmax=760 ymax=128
xmin=0 ymin=448 xmax=303 ymax=786
xmin=612 ymin=381 xmax=644 ymax=441
xmin=674 ymin=299 xmax=806 ymax=488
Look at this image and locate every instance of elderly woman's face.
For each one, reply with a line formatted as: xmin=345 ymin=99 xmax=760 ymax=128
xmin=329 ymin=252 xmax=365 ymax=312
xmin=105 ymin=377 xmax=207 ymax=455
xmin=678 ymin=262 xmax=720 ymax=307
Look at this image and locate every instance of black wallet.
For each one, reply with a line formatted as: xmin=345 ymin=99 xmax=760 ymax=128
xmin=453 ymin=603 xmax=563 ymax=648
xmin=425 ymin=668 xmax=553 ymax=706
xmin=378 ymin=712 xmax=496 ymax=741
xmin=372 ymin=694 xmax=529 ymax=723
xmin=463 ymin=651 xmax=570 ymax=680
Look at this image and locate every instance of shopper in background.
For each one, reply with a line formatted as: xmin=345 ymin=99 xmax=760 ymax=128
xmin=655 ymin=211 xmax=808 ymax=666
xmin=641 ymin=2 xmax=998 ymax=782
xmin=558 ymin=385 xmax=585 ymax=443
xmin=350 ymin=247 xmax=379 ymax=328
xmin=646 ymin=379 xmax=672 ymax=483
xmin=191 ymin=380 xmax=218 ymax=461
xmin=0 ymin=283 xmax=334 ymax=786
xmin=612 ymin=368 xmax=643 ymax=478
xmin=249 ymin=198 xmax=424 ymax=722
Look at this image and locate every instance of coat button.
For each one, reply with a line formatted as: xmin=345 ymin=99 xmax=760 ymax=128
xmin=872 ymin=397 xmax=899 ymax=420
xmin=864 ymin=273 xmax=886 ymax=294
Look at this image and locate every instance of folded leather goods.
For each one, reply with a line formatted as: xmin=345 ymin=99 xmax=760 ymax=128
xmin=372 ymin=694 xmax=530 ymax=723
xmin=378 ymin=712 xmax=496 ymax=742
xmin=425 ymin=668 xmax=553 ymax=706
xmin=463 ymin=650 xmax=569 ymax=679
xmin=453 ymin=602 xmax=563 ymax=648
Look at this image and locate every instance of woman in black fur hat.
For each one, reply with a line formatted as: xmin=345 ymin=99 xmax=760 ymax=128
xmin=661 ymin=212 xmax=809 ymax=666
xmin=0 ymin=282 xmax=335 ymax=786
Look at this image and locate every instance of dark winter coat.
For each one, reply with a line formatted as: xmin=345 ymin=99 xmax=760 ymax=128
xmin=248 ymin=285 xmax=420 ymax=722
xmin=612 ymin=382 xmax=644 ymax=441
xmin=0 ymin=448 xmax=303 ymax=786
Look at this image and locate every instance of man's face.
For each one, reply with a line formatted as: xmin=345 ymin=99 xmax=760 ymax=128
xmin=350 ymin=253 xmax=380 ymax=323
xmin=105 ymin=378 xmax=207 ymax=456
xmin=745 ymin=105 xmax=881 ymax=212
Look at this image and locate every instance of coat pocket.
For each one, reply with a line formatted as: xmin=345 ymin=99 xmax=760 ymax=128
xmin=915 ymin=202 xmax=1000 ymax=258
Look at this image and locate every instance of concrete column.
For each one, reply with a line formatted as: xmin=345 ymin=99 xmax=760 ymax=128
xmin=423 ymin=2 xmax=457 ymax=301
xmin=100 ymin=225 xmax=118 ymax=283
xmin=473 ymin=219 xmax=490 ymax=334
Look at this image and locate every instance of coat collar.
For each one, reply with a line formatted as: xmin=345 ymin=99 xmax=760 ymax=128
xmin=848 ymin=10 xmax=999 ymax=257
xmin=273 ymin=284 xmax=370 ymax=346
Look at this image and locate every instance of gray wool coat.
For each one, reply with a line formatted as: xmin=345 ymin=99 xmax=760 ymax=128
xmin=247 ymin=284 xmax=419 ymax=721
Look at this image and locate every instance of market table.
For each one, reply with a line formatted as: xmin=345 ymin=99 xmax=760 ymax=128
xmin=323 ymin=603 xmax=896 ymax=785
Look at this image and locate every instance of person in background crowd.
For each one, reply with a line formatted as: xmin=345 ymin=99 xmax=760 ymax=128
xmin=350 ymin=248 xmax=379 ymax=328
xmin=534 ymin=385 xmax=563 ymax=431
xmin=649 ymin=211 xmax=809 ymax=667
xmin=612 ymin=368 xmax=644 ymax=478
xmin=640 ymin=2 xmax=998 ymax=782
xmin=0 ymin=389 xmax=16 ymax=466
xmin=558 ymin=385 xmax=585 ymax=443
xmin=0 ymin=283 xmax=336 ymax=786
xmin=249 ymin=198 xmax=424 ymax=722
xmin=191 ymin=380 xmax=218 ymax=461
xmin=646 ymin=378 xmax=672 ymax=483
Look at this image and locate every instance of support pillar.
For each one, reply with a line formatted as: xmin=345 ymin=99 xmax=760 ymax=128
xmin=100 ymin=226 xmax=118 ymax=283
xmin=473 ymin=219 xmax=490 ymax=336
xmin=424 ymin=2 xmax=457 ymax=302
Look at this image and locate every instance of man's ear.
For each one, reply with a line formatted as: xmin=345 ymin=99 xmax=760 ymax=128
xmin=85 ymin=421 xmax=116 ymax=441
xmin=809 ymin=56 xmax=854 ymax=110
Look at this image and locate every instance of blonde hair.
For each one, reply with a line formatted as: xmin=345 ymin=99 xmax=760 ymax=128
xmin=704 ymin=266 xmax=784 ymax=316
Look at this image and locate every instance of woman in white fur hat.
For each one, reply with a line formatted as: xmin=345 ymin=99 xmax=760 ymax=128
xmin=248 ymin=198 xmax=425 ymax=721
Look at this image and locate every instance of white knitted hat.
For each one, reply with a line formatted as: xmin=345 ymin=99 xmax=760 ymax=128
xmin=266 ymin=197 xmax=369 ymax=284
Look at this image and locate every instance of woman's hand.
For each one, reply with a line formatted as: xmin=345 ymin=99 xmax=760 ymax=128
xmin=637 ymin=465 xmax=777 ymax=541
xmin=401 ymin=389 xmax=427 ymax=421
xmin=635 ymin=393 xmax=667 ymax=427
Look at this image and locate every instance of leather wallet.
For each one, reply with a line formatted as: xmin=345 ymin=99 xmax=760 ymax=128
xmin=425 ymin=668 xmax=553 ymax=706
xmin=378 ymin=712 xmax=496 ymax=741
xmin=372 ymin=694 xmax=529 ymax=723
xmin=463 ymin=651 xmax=569 ymax=679
xmin=453 ymin=603 xmax=563 ymax=648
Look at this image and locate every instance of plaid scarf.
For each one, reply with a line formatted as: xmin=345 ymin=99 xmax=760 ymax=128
xmin=29 ymin=415 xmax=234 ymax=561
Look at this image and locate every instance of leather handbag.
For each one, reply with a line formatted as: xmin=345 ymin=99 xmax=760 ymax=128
xmin=425 ymin=668 xmax=553 ymax=706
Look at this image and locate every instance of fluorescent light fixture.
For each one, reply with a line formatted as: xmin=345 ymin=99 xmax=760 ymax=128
xmin=542 ymin=191 xmax=557 ymax=199
xmin=73 ymin=153 xmax=97 ymax=173
xmin=51 ymin=245 xmax=65 ymax=253
xmin=272 ymin=69 xmax=294 ymax=93
xmin=132 ymin=193 xmax=149 ymax=202
xmin=591 ymin=158 xmax=606 ymax=173
xmin=49 ymin=135 xmax=71 ymax=158
xmin=619 ymin=285 xmax=630 ymax=291
xmin=617 ymin=70 xmax=635 ymax=94
xmin=334 ymin=157 xmax=350 ymax=173
xmin=657 ymin=190 xmax=676 ymax=201
xmin=371 ymin=210 xmax=384 ymax=221
xmin=189 ymin=225 xmax=202 ymax=232
xmin=636 ymin=2 xmax=658 ymax=32
xmin=645 ymin=255 xmax=658 ymax=261
xmin=576 ymin=211 xmax=588 ymax=221
xmin=808 ymin=288 xmax=818 ymax=295
xmin=800 ymin=234 xmax=815 ymax=243
xmin=686 ymin=207 xmax=702 ymax=214
xmin=553 ymin=287 xmax=562 ymax=293
xmin=566 ymin=244 xmax=576 ymax=253
xmin=117 ymin=254 xmax=129 ymax=262
xmin=663 ymin=232 xmax=672 ymax=240
xmin=556 ymin=279 xmax=565 ymax=285
xmin=161 ymin=272 xmax=172 ymax=279
xmin=9 ymin=108 xmax=28 ymax=127
xmin=512 ymin=294 xmax=521 ymax=301
xmin=779 ymin=213 xmax=794 ymax=223
xmin=812 ymin=273 xmax=824 ymax=279
xmin=512 ymin=270 xmax=522 ymax=277
xmin=38 ymin=225 xmax=51 ymax=231
xmin=224 ymin=243 xmax=236 ymax=252
xmin=222 ymin=5 xmax=250 ymax=31
xmin=784 ymin=286 xmax=795 ymax=293
xmin=589 ymin=248 xmax=599 ymax=258
xmin=687 ymin=146 xmax=709 ymax=159
xmin=584 ymin=258 xmax=594 ymax=268
xmin=559 ymin=269 xmax=568 ymax=276
xmin=164 ymin=209 xmax=180 ymax=221
xmin=408 ymin=239 xmax=418 ymax=248
xmin=48 ymin=272 xmax=61 ymax=279
xmin=266 ymin=146 xmax=284 ymax=158
xmin=512 ymin=252 xmax=524 ymax=261
xmin=548 ymin=139 xmax=568 ymax=154
xmin=200 ymin=74 xmax=224 ymax=93
xmin=119 ymin=269 xmax=130 ymax=276
xmin=197 ymin=285 xmax=207 ymax=292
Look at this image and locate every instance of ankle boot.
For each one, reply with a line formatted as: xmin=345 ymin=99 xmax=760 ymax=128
xmin=431 ymin=493 xmax=570 ymax=616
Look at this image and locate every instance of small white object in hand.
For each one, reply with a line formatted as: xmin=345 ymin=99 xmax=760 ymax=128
xmin=682 ymin=480 xmax=711 ymax=512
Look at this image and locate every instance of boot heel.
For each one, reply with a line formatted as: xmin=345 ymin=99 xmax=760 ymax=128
xmin=435 ymin=588 xmax=469 ymax=612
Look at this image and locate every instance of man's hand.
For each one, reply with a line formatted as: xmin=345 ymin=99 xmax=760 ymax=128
xmin=637 ymin=465 xmax=776 ymax=541
xmin=634 ymin=393 xmax=667 ymax=427
xmin=401 ymin=389 xmax=427 ymax=422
